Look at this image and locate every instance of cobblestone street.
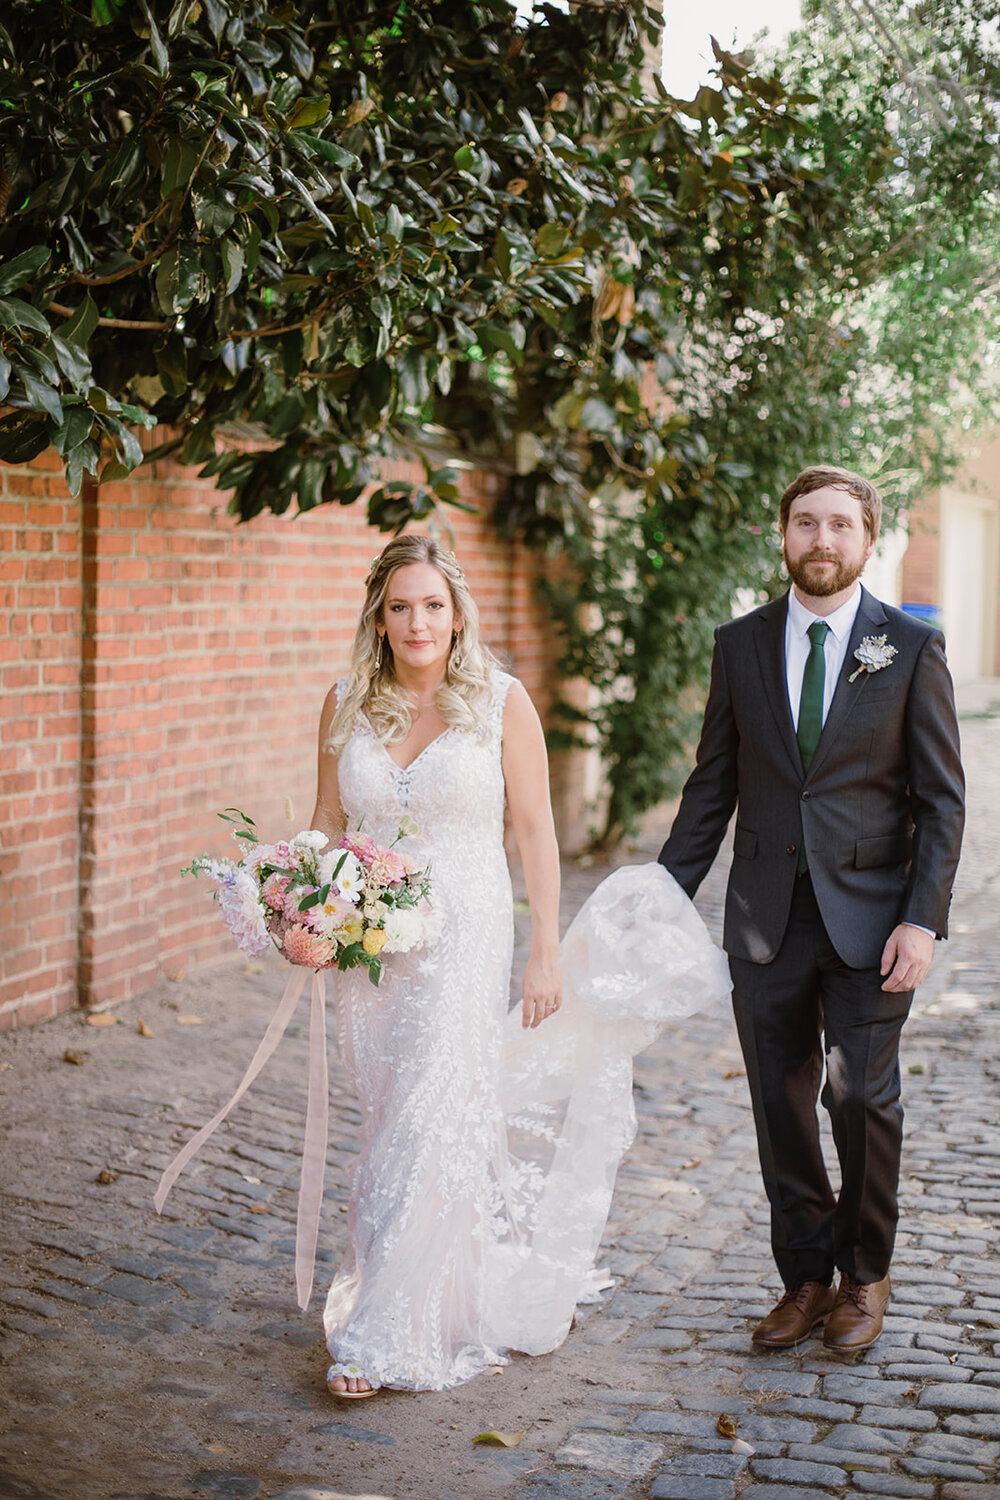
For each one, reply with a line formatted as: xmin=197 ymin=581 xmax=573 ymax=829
xmin=2 ymin=683 xmax=999 ymax=1500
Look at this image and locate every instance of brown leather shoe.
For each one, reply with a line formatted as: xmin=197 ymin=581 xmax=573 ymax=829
xmin=822 ymin=1273 xmax=891 ymax=1352
xmin=751 ymin=1280 xmax=836 ymax=1349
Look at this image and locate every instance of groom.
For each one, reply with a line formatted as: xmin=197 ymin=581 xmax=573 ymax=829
xmin=659 ymin=465 xmax=964 ymax=1352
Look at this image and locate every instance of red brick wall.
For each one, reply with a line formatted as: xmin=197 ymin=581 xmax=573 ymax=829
xmin=1 ymin=443 xmax=573 ymax=1029
xmin=899 ymin=490 xmax=941 ymax=608
xmin=1 ymin=451 xmax=83 ymax=1027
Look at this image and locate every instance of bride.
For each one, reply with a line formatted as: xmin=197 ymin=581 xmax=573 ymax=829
xmin=312 ymin=535 xmax=730 ymax=1397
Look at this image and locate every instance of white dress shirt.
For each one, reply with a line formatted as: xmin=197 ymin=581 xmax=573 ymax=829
xmin=785 ymin=585 xmax=863 ymax=729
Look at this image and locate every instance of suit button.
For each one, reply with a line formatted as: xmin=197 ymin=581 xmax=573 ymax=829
xmin=801 ymin=790 xmax=811 ymax=800
xmin=786 ymin=844 xmax=796 ymax=855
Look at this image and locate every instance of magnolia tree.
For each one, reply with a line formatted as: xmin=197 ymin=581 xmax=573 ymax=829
xmin=1 ymin=0 xmax=997 ymax=841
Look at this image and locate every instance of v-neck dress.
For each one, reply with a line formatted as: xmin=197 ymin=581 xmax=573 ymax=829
xmin=323 ymin=670 xmax=731 ymax=1390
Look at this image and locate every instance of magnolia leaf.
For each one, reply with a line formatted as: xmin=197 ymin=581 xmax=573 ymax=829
xmin=17 ymin=367 xmax=63 ymax=425
xmin=288 ymin=94 xmax=331 ymax=129
xmin=137 ymin=1019 xmax=155 ymax=1037
xmin=50 ymin=332 xmax=93 ymax=387
xmin=296 ymin=133 xmax=358 ymax=169
xmin=51 ymin=406 xmax=94 ymax=457
xmin=0 ymin=246 xmax=52 ymax=297
xmin=63 ymin=1048 xmax=89 ymax=1065
xmin=85 ymin=1013 xmax=120 ymax=1026
xmin=0 ymin=296 xmax=51 ymax=336
xmin=139 ymin=0 xmax=169 ymax=75
xmin=716 ymin=1415 xmax=738 ymax=1439
xmin=473 ymin=1431 xmax=524 ymax=1448
xmin=59 ymin=295 xmax=99 ymax=349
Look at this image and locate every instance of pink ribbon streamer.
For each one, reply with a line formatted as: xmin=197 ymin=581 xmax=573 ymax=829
xmin=153 ymin=964 xmax=331 ymax=1311
xmin=296 ymin=969 xmax=330 ymax=1310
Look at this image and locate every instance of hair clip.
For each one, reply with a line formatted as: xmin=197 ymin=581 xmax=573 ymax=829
xmin=366 ymin=553 xmax=381 ymax=578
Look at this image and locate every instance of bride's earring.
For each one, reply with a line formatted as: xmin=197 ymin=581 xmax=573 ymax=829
xmin=375 ymin=634 xmax=383 ymax=671
xmin=450 ymin=630 xmax=463 ymax=671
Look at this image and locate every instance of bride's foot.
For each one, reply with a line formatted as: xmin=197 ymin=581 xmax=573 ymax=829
xmin=326 ymin=1362 xmax=381 ymax=1400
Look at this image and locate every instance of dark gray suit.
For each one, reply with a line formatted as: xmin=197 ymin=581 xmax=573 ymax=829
xmin=659 ymin=586 xmax=964 ymax=1285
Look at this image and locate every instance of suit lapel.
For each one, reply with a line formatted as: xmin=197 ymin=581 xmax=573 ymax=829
xmin=752 ymin=596 xmax=802 ymax=777
xmin=806 ymin=586 xmax=888 ymax=779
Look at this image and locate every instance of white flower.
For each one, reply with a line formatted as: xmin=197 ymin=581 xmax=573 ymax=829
xmin=382 ymin=903 xmax=437 ymax=954
xmin=381 ymin=906 xmax=422 ymax=953
xmin=217 ymin=869 xmax=271 ymax=957
xmin=292 ymin=829 xmax=329 ymax=853
xmin=849 ymin=634 xmax=898 ymax=682
xmin=198 ymin=857 xmax=238 ymax=883
xmin=319 ymin=849 xmax=363 ymax=901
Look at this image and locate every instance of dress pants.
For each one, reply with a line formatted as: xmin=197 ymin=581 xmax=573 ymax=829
xmin=729 ymin=873 xmax=913 ymax=1288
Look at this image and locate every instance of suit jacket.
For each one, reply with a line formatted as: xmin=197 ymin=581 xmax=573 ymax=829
xmin=658 ymin=587 xmax=965 ymax=969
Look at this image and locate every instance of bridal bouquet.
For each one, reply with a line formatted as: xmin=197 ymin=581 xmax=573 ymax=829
xmin=183 ymin=808 xmax=433 ymax=985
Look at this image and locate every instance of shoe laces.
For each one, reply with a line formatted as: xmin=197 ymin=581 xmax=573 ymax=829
xmin=839 ymin=1275 xmax=867 ymax=1309
xmin=778 ymin=1281 xmax=821 ymax=1313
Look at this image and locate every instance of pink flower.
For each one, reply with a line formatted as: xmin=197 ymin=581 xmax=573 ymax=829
xmin=261 ymin=872 xmax=291 ymax=911
xmin=338 ymin=831 xmax=378 ymax=866
xmin=367 ymin=850 xmax=407 ymax=888
xmin=282 ymin=923 xmax=336 ymax=969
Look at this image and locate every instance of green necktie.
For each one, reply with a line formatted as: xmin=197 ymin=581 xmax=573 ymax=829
xmin=796 ymin=619 xmax=829 ymax=874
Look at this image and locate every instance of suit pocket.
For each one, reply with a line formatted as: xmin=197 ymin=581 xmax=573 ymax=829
xmin=855 ymin=833 xmax=912 ymax=869
xmin=733 ymin=824 xmax=758 ymax=860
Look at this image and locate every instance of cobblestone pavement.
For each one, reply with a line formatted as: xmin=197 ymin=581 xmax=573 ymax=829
xmin=2 ymin=683 xmax=999 ymax=1500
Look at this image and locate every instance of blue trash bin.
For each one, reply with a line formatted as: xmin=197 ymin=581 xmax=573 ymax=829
xmin=901 ymin=602 xmax=943 ymax=630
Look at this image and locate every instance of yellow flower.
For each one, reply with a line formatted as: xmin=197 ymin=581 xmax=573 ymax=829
xmin=334 ymin=914 xmax=364 ymax=946
xmin=362 ymin=927 xmax=389 ymax=956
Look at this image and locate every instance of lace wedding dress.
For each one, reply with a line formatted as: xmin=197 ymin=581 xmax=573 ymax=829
xmin=323 ymin=671 xmax=731 ymax=1391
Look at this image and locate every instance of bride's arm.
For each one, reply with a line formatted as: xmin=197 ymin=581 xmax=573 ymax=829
xmin=501 ymin=680 xmax=562 ymax=1029
xmin=311 ymin=685 xmax=346 ymax=844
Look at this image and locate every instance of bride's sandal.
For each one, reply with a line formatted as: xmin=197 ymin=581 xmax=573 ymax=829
xmin=326 ymin=1362 xmax=381 ymax=1400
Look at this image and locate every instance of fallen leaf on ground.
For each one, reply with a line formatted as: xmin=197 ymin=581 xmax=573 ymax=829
xmin=716 ymin=1415 xmax=737 ymax=1439
xmin=63 ymin=1048 xmax=89 ymax=1065
xmin=248 ymin=1205 xmax=270 ymax=1214
xmin=176 ymin=1015 xmax=206 ymax=1025
xmin=723 ymin=1068 xmax=745 ymax=1080
xmin=137 ymin=1019 xmax=154 ymax=1037
xmin=473 ymin=1431 xmax=524 ymax=1448
xmin=96 ymin=1169 xmax=118 ymax=1184
xmin=165 ymin=970 xmax=186 ymax=982
xmin=731 ymin=1438 xmax=755 ymax=1456
xmin=681 ymin=1158 xmax=700 ymax=1169
xmin=85 ymin=1013 xmax=119 ymax=1027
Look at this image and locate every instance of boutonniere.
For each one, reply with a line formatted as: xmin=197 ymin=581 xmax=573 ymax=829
xmin=848 ymin=634 xmax=898 ymax=682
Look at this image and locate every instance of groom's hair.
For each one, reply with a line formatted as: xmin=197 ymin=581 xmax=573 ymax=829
xmin=779 ymin=465 xmax=882 ymax=543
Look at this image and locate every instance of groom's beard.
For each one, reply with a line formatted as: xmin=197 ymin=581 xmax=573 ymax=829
xmin=784 ymin=548 xmax=867 ymax=599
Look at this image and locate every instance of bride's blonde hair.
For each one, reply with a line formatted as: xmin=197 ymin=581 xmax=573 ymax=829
xmin=327 ymin=535 xmax=502 ymax=753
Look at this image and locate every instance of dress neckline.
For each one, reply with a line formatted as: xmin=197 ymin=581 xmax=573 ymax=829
xmin=381 ymin=729 xmax=453 ymax=774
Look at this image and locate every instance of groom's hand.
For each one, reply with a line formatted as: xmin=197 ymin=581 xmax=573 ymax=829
xmin=880 ymin=924 xmax=935 ymax=992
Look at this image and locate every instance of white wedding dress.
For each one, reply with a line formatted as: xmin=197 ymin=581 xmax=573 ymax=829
xmin=323 ymin=672 xmax=731 ymax=1390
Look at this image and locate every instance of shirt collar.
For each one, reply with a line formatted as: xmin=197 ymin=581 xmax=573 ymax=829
xmin=787 ymin=583 xmax=863 ymax=642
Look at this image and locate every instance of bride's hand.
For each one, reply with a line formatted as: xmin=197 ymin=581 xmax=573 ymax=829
xmin=521 ymin=954 xmax=562 ymax=1029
